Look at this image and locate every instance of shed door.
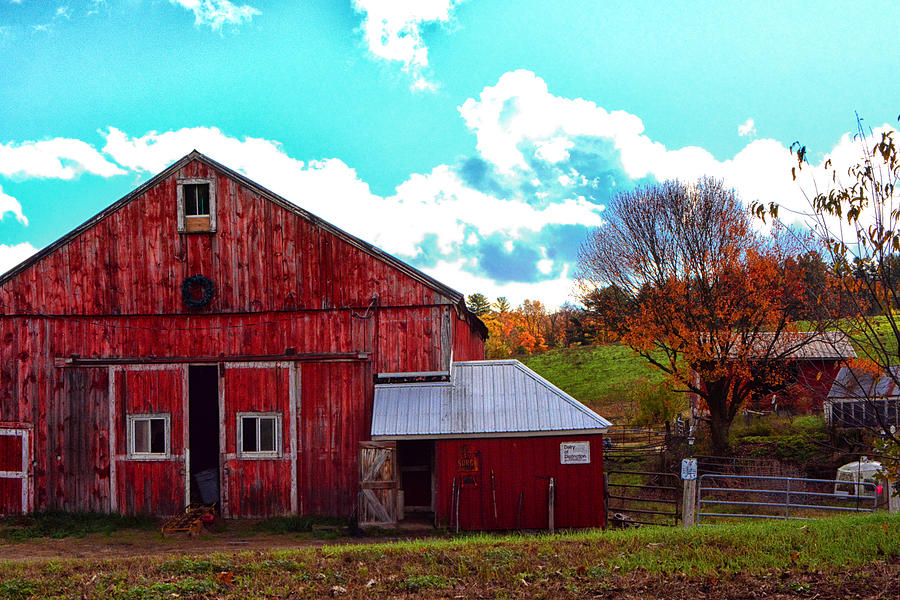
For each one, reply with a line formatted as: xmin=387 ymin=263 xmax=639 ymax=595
xmin=358 ymin=441 xmax=398 ymax=526
xmin=221 ymin=362 xmax=297 ymax=518
xmin=0 ymin=428 xmax=29 ymax=516
xmin=113 ymin=366 xmax=187 ymax=516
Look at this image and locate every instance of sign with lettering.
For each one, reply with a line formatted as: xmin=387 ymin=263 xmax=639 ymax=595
xmin=681 ymin=458 xmax=698 ymax=480
xmin=560 ymin=441 xmax=591 ymax=464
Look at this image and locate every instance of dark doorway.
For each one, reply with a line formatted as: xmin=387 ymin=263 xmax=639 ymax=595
xmin=398 ymin=440 xmax=434 ymax=513
xmin=189 ymin=365 xmax=220 ymax=506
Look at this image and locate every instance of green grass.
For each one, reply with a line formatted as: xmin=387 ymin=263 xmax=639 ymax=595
xmin=0 ymin=511 xmax=157 ymax=541
xmin=0 ymin=513 xmax=897 ymax=598
xmin=522 ymin=344 xmax=664 ymax=417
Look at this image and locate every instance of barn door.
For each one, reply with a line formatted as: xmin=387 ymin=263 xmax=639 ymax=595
xmin=0 ymin=428 xmax=30 ymax=516
xmin=358 ymin=441 xmax=398 ymax=526
xmin=221 ymin=362 xmax=297 ymax=518
xmin=113 ymin=365 xmax=188 ymax=516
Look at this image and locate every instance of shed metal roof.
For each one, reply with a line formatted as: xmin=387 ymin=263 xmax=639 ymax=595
xmin=371 ymin=360 xmax=612 ymax=440
xmin=827 ymin=366 xmax=900 ymax=400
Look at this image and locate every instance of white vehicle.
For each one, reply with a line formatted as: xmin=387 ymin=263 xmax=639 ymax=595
xmin=834 ymin=457 xmax=883 ymax=497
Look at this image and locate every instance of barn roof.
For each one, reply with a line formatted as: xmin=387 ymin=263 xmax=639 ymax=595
xmin=717 ymin=331 xmax=856 ymax=360
xmin=827 ymin=366 xmax=900 ymax=400
xmin=0 ymin=150 xmax=487 ymax=337
xmin=371 ymin=360 xmax=612 ymax=440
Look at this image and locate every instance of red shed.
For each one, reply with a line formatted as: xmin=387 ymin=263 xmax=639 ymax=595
xmin=0 ymin=151 xmax=488 ymax=519
xmin=371 ymin=360 xmax=612 ymax=530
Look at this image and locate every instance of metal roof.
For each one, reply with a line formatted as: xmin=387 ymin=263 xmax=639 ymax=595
xmin=718 ymin=331 xmax=856 ymax=360
xmin=827 ymin=366 xmax=900 ymax=399
xmin=371 ymin=360 xmax=612 ymax=440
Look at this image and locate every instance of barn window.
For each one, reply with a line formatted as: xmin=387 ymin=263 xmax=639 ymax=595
xmin=237 ymin=413 xmax=281 ymax=457
xmin=127 ymin=414 xmax=170 ymax=458
xmin=177 ymin=177 xmax=217 ymax=233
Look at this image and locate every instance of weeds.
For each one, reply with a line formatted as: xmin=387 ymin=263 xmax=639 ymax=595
xmin=0 ymin=511 xmax=156 ymax=541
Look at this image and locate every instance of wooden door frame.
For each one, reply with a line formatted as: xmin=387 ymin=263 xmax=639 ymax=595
xmin=219 ymin=361 xmax=298 ymax=518
xmin=0 ymin=426 xmax=32 ymax=514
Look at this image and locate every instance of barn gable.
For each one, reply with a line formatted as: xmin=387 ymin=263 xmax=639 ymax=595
xmin=0 ymin=151 xmax=485 ymax=338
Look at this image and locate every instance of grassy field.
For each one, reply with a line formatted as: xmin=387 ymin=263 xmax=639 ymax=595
xmin=522 ymin=344 xmax=663 ymax=420
xmin=0 ymin=513 xmax=897 ymax=599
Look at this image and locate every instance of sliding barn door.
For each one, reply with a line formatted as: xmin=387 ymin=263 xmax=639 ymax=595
xmin=0 ymin=428 xmax=30 ymax=516
xmin=113 ymin=365 xmax=187 ymax=516
xmin=221 ymin=362 xmax=297 ymax=518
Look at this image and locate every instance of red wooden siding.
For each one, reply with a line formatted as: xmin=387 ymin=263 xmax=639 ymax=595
xmin=44 ymin=368 xmax=111 ymax=512
xmin=434 ymin=435 xmax=606 ymax=530
xmin=114 ymin=367 xmax=186 ymax=516
xmin=222 ymin=364 xmax=294 ymax=517
xmin=299 ymin=361 xmax=372 ymax=517
xmin=0 ymin=161 xmax=457 ymax=315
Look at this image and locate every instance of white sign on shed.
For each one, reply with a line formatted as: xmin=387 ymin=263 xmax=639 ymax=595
xmin=560 ymin=441 xmax=591 ymax=464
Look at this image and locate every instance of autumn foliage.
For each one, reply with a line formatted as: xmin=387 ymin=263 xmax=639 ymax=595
xmin=576 ymin=178 xmax=825 ymax=454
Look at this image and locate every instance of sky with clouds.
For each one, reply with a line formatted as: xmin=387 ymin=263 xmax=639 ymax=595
xmin=1 ymin=1 xmax=899 ymax=307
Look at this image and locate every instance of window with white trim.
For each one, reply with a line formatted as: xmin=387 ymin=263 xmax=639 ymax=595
xmin=177 ymin=177 xmax=217 ymax=233
xmin=238 ymin=413 xmax=281 ymax=457
xmin=127 ymin=414 xmax=170 ymax=458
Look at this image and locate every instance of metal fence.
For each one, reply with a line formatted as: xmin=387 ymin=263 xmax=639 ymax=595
xmin=697 ymin=474 xmax=878 ymax=523
xmin=603 ymin=427 xmax=669 ymax=458
xmin=605 ymin=470 xmax=681 ymax=526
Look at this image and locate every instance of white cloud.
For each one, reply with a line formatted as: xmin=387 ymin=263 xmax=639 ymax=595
xmin=738 ymin=118 xmax=757 ymax=137
xmin=169 ymin=0 xmax=260 ymax=31
xmin=0 ymin=138 xmax=126 ymax=179
xmin=100 ymin=127 xmax=604 ymax=261
xmin=4 ymin=71 xmax=895 ymax=308
xmin=0 ymin=242 xmax=38 ymax=276
xmin=55 ymin=6 xmax=70 ymax=19
xmin=427 ymin=258 xmax=575 ymax=308
xmin=0 ymin=185 xmax=27 ymax=225
xmin=352 ymin=0 xmax=463 ymax=91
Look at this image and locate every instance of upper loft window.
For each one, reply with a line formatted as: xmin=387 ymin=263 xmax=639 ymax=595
xmin=184 ymin=184 xmax=210 ymax=216
xmin=177 ymin=177 xmax=217 ymax=233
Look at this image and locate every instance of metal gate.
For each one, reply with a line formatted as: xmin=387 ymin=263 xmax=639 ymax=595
xmin=605 ymin=470 xmax=681 ymax=526
xmin=697 ymin=474 xmax=878 ymax=523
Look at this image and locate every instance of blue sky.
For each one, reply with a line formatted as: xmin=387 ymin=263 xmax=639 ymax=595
xmin=1 ymin=1 xmax=899 ymax=306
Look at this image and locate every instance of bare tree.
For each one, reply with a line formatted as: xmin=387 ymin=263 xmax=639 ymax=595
xmin=577 ymin=177 xmax=825 ymax=454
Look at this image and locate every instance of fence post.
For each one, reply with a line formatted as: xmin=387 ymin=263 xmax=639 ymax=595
xmin=681 ymin=458 xmax=698 ymax=527
xmin=889 ymin=480 xmax=900 ymax=514
xmin=682 ymin=478 xmax=697 ymax=527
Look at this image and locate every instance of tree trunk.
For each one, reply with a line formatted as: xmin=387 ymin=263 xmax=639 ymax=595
xmin=709 ymin=411 xmax=732 ymax=456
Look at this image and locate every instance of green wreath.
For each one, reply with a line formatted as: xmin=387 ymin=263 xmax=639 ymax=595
xmin=181 ymin=274 xmax=216 ymax=308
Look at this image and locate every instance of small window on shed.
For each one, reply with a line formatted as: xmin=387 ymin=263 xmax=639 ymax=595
xmin=177 ymin=177 xmax=216 ymax=233
xmin=127 ymin=414 xmax=170 ymax=458
xmin=238 ymin=413 xmax=281 ymax=457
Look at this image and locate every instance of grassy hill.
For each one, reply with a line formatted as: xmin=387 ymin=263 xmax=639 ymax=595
xmin=522 ymin=344 xmax=665 ymax=421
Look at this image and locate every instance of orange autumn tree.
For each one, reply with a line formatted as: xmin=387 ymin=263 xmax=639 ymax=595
xmin=576 ymin=178 xmax=817 ymax=454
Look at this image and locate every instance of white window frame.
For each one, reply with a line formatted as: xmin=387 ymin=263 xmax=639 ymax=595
xmin=237 ymin=412 xmax=282 ymax=459
xmin=126 ymin=413 xmax=171 ymax=459
xmin=176 ymin=177 xmax=217 ymax=232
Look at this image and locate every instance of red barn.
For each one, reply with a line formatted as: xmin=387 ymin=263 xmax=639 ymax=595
xmin=0 ymin=151 xmax=485 ymax=518
xmin=0 ymin=151 xmax=611 ymax=528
